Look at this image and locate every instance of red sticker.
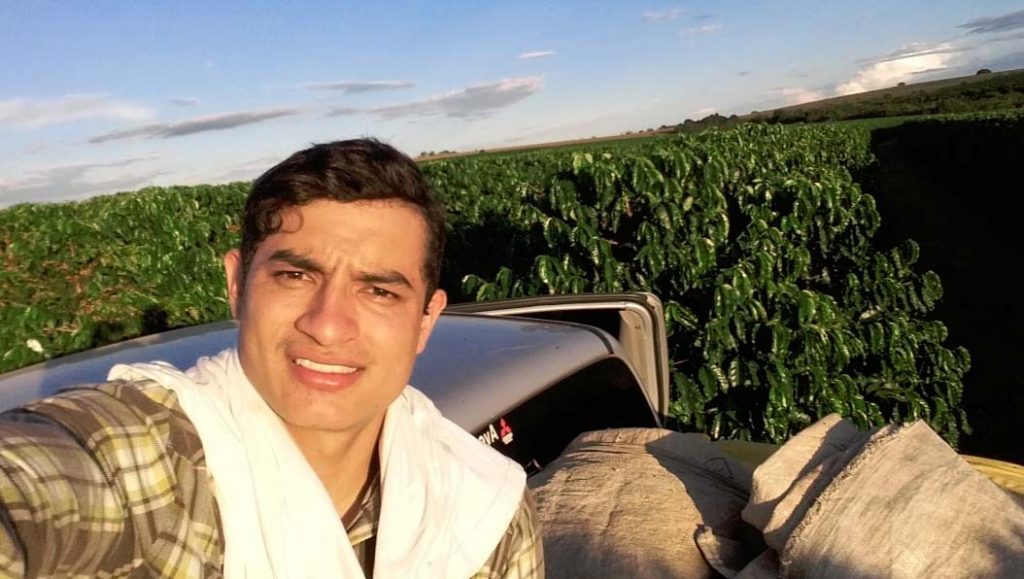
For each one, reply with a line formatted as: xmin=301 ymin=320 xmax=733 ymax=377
xmin=499 ymin=418 xmax=514 ymax=445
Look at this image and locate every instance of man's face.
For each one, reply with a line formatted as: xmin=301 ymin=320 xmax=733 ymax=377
xmin=223 ymin=199 xmax=446 ymax=437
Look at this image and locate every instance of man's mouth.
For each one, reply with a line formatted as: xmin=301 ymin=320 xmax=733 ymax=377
xmin=293 ymin=358 xmax=360 ymax=374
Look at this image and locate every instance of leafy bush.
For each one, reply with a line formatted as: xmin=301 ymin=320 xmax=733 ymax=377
xmin=426 ymin=123 xmax=970 ymax=445
xmin=0 ymin=123 xmax=971 ymax=446
xmin=0 ymin=184 xmax=245 ymax=371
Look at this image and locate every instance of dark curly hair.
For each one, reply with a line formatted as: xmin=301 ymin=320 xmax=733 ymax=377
xmin=239 ymin=138 xmax=446 ymax=303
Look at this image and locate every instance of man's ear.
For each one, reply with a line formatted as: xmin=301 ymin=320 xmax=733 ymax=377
xmin=416 ymin=289 xmax=448 ymax=354
xmin=223 ymin=249 xmax=244 ymax=319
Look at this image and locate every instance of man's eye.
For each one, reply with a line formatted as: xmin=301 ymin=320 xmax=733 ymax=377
xmin=274 ymin=270 xmax=308 ymax=282
xmin=370 ymin=287 xmax=397 ymax=299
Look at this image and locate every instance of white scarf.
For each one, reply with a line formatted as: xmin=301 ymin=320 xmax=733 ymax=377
xmin=109 ymin=348 xmax=526 ymax=578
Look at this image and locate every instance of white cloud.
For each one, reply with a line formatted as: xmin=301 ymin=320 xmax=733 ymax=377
xmin=866 ymin=43 xmax=965 ymax=65
xmin=991 ymin=30 xmax=1024 ymax=43
xmin=778 ymin=87 xmax=827 ymax=106
xmin=476 ymin=111 xmax=623 ymax=148
xmin=184 ymin=156 xmax=282 ymax=186
xmin=643 ymin=8 xmax=682 ymax=23
xmin=304 ymin=80 xmax=414 ymax=93
xmin=0 ymin=154 xmax=164 ymax=206
xmin=518 ymin=51 xmax=556 ymax=60
xmin=327 ymin=77 xmax=542 ymax=120
xmin=327 ymin=106 xmax=361 ymax=116
xmin=837 ymin=42 xmax=960 ymax=95
xmin=0 ymin=94 xmax=153 ymax=128
xmin=23 ymin=142 xmax=51 ymax=154
xmin=89 ymin=107 xmax=302 ymax=143
xmin=169 ymin=97 xmax=200 ymax=107
xmin=693 ymin=107 xmax=717 ymax=116
xmin=680 ymin=24 xmax=721 ymax=38
xmin=959 ymin=10 xmax=1024 ymax=35
xmin=908 ymin=67 xmax=951 ymax=76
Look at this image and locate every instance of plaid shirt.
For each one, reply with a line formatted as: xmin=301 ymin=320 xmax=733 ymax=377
xmin=346 ymin=469 xmax=544 ymax=578
xmin=0 ymin=381 xmax=543 ymax=578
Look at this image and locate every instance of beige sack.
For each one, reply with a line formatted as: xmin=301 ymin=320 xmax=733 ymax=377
xmin=528 ymin=428 xmax=758 ymax=579
xmin=732 ymin=414 xmax=1024 ymax=578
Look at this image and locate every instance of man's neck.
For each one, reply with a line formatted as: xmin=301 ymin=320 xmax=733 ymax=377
xmin=287 ymin=417 xmax=383 ymax=521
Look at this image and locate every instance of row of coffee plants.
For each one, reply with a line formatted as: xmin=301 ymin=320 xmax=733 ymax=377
xmin=1 ymin=184 xmax=245 ymax=372
xmin=423 ymin=122 xmax=970 ymax=445
xmin=0 ymin=122 xmax=971 ymax=445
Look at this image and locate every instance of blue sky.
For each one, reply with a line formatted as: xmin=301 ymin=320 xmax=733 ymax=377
xmin=2 ymin=1 xmax=1023 ymax=206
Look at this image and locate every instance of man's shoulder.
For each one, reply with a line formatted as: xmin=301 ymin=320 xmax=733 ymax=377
xmin=0 ymin=381 xmax=225 ymax=576
xmin=11 ymin=379 xmax=204 ymax=462
xmin=471 ymin=488 xmax=545 ymax=579
xmin=24 ymin=378 xmax=184 ymax=418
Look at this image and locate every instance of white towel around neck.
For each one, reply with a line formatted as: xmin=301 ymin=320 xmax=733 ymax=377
xmin=109 ymin=348 xmax=526 ymax=579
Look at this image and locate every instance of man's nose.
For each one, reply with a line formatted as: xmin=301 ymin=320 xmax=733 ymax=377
xmin=295 ymin=284 xmax=359 ymax=345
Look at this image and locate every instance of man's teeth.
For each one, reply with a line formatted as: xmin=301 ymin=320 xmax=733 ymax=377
xmin=294 ymin=358 xmax=359 ymax=374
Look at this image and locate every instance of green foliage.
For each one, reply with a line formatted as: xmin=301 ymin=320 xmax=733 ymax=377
xmin=0 ymin=184 xmax=246 ymax=371
xmin=427 ymin=122 xmax=970 ymax=446
xmin=0 ymin=122 xmax=976 ymax=447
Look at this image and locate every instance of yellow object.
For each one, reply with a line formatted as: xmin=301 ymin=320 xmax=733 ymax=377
xmin=714 ymin=440 xmax=1024 ymax=497
xmin=713 ymin=440 xmax=778 ymax=472
xmin=961 ymin=455 xmax=1024 ymax=496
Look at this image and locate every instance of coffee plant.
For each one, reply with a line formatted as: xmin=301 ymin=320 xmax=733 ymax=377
xmin=425 ymin=123 xmax=970 ymax=445
xmin=1 ymin=121 xmax=978 ymax=446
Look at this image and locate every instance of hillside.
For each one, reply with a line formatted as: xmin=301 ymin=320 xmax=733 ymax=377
xmin=419 ymin=68 xmax=1024 ymax=161
xmin=744 ymin=68 xmax=1024 ymax=123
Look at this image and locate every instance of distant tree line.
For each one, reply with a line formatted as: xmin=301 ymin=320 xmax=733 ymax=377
xmin=417 ymin=149 xmax=458 ymax=158
xmin=658 ymin=113 xmax=745 ymax=134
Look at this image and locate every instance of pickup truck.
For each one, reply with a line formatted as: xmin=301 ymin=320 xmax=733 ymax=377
xmin=2 ymin=291 xmax=1021 ymax=483
xmin=0 ymin=293 xmax=671 ymax=478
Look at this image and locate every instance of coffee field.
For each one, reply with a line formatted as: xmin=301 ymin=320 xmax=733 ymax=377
xmin=5 ymin=113 xmax=1021 ymax=452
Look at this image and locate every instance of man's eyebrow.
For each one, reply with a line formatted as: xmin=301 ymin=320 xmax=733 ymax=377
xmin=356 ymin=270 xmax=413 ymax=289
xmin=267 ymin=249 xmax=325 ymax=274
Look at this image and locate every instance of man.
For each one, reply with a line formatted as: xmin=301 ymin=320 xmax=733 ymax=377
xmin=0 ymin=139 xmax=543 ymax=577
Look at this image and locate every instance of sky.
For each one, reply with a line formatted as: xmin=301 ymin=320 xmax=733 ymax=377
xmin=3 ymin=1 xmax=1024 ymax=206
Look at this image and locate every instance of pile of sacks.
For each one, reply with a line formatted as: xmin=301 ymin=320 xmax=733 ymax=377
xmin=529 ymin=414 xmax=1024 ymax=578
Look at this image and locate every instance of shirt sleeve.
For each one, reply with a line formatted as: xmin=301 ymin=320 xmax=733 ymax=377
xmin=0 ymin=411 xmax=128 ymax=577
xmin=471 ymin=487 xmax=545 ymax=579
xmin=0 ymin=383 xmax=224 ymax=578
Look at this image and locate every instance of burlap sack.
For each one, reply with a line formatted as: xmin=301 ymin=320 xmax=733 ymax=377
xmin=528 ymin=428 xmax=759 ymax=578
xmin=725 ymin=414 xmax=1024 ymax=578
